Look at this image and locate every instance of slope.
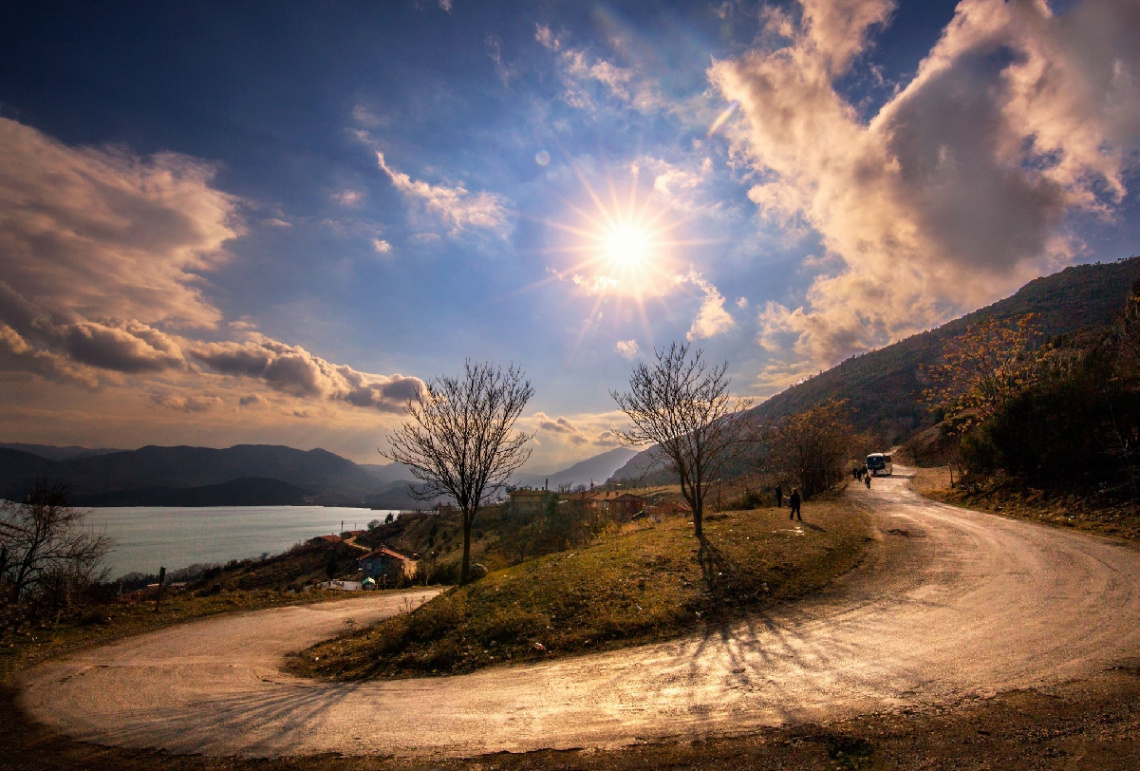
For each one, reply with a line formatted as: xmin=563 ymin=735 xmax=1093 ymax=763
xmin=610 ymin=257 xmax=1140 ymax=482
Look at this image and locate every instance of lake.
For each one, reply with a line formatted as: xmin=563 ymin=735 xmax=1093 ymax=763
xmin=85 ymin=505 xmax=402 ymax=579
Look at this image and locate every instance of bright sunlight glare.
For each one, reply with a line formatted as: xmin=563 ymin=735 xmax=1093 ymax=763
xmin=603 ymin=224 xmax=652 ymax=271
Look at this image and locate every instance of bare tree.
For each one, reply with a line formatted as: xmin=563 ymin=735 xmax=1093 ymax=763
xmin=1 ymin=481 xmax=112 ymax=635
xmin=383 ymin=361 xmax=534 ymax=584
xmin=611 ymin=342 xmax=752 ymax=538
xmin=767 ymin=400 xmax=858 ymax=499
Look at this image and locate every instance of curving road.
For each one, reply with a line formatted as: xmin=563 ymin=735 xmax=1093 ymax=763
xmin=19 ymin=470 xmax=1140 ymax=758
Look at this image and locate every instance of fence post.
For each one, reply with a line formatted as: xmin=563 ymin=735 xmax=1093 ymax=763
xmin=155 ymin=566 xmax=166 ymax=611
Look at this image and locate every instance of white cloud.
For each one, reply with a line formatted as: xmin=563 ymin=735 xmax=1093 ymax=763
xmin=331 ymin=189 xmax=364 ymax=207
xmin=529 ymin=411 xmax=625 ymax=448
xmin=535 ymin=24 xmax=665 ymax=113
xmin=615 ymin=339 xmax=640 ymax=359
xmin=351 ymin=104 xmax=385 ymax=129
xmin=801 ymin=0 xmax=895 ymax=75
xmin=675 ymin=271 xmax=735 ymax=340
xmin=535 ymin=24 xmax=560 ymax=52
xmin=372 ymin=238 xmax=392 ymax=254
xmin=711 ymin=0 xmax=1140 ymax=369
xmin=376 ymin=151 xmax=511 ymax=237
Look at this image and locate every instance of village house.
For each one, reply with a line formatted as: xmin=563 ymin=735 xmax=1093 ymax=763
xmin=585 ymin=491 xmax=646 ymax=520
xmin=507 ymin=488 xmax=551 ymax=515
xmin=358 ymin=545 xmax=417 ymax=580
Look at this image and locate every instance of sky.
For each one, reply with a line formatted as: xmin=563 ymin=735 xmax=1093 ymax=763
xmin=1 ymin=0 xmax=1138 ymax=470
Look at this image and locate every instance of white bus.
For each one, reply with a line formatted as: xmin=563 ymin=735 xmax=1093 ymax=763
xmin=866 ymin=453 xmax=893 ymax=476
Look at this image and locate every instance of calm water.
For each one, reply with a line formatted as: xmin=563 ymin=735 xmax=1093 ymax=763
xmin=85 ymin=505 xmax=401 ymax=579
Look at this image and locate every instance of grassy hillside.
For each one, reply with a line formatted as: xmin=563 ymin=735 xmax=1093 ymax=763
xmin=292 ymin=495 xmax=870 ymax=680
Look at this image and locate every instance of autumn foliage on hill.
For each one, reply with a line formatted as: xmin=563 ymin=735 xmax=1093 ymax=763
xmin=924 ymin=282 xmax=1140 ymax=496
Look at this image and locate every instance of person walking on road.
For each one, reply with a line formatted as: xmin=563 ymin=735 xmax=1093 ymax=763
xmin=788 ymin=487 xmax=802 ymax=521
xmin=775 ymin=484 xmax=783 ymax=508
xmin=865 ymin=473 xmax=872 ymax=489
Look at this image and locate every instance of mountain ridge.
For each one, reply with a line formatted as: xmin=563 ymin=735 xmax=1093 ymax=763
xmin=609 ymin=257 xmax=1140 ymax=483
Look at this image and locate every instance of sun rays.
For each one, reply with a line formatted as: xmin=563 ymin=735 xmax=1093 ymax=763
xmin=546 ymin=162 xmax=692 ymax=303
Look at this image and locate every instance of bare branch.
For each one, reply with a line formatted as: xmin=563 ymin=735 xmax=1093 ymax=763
xmin=611 ymin=342 xmax=752 ymax=537
xmin=382 ymin=360 xmax=534 ymax=583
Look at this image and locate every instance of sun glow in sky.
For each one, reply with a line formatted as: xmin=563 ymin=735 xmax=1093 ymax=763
xmin=1 ymin=0 xmax=1138 ymax=469
xmin=545 ymin=165 xmax=692 ymax=305
xmin=603 ymin=225 xmax=652 ymax=273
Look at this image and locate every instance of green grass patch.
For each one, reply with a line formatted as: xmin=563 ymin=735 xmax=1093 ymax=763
xmin=290 ymin=497 xmax=871 ymax=680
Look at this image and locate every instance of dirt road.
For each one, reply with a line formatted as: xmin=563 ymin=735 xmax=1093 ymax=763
xmin=18 ymin=471 xmax=1140 ymax=758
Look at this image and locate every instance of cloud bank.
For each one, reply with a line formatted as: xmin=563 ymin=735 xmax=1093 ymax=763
xmin=711 ymin=0 xmax=1140 ymax=368
xmin=0 ymin=118 xmax=424 ymax=416
xmin=530 ymin=411 xmax=623 ymax=447
xmin=188 ymin=336 xmax=422 ymax=413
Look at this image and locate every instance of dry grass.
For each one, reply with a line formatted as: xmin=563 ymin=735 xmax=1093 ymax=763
xmin=289 ymin=496 xmax=871 ymax=681
xmin=910 ymin=466 xmax=1140 ymax=543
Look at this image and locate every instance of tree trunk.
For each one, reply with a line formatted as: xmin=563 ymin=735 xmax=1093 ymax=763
xmin=692 ymin=486 xmax=703 ymax=538
xmin=460 ymin=513 xmax=473 ymax=585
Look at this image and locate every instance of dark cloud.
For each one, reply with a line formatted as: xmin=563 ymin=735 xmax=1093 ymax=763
xmin=150 ymin=392 xmax=222 ymax=412
xmin=189 ymin=336 xmax=424 ymax=413
xmin=64 ymin=320 xmax=183 ymax=373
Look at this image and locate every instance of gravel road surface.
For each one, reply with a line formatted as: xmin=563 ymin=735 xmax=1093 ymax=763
xmin=19 ymin=470 xmax=1140 ymax=758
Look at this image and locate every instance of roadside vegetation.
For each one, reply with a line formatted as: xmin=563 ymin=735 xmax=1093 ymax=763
xmin=289 ymin=494 xmax=869 ymax=680
xmin=908 ymin=276 xmax=1140 ymax=535
xmin=910 ymin=466 xmax=1140 ymax=543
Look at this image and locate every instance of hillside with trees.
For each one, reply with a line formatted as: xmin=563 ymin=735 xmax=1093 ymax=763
xmin=750 ymin=258 xmax=1140 ymax=444
xmin=609 ymin=257 xmax=1140 ymax=485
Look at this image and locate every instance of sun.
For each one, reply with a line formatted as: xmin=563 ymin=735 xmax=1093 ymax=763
xmin=542 ymin=167 xmax=686 ymax=300
xmin=602 ymin=223 xmax=653 ymax=273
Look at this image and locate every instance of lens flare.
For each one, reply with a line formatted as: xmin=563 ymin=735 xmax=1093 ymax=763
xmin=706 ymin=100 xmax=739 ymax=138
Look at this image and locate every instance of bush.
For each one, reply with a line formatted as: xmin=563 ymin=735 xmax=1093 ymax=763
xmin=0 ymin=482 xmax=111 ymax=636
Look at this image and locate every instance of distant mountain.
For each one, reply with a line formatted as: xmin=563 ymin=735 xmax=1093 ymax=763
xmin=0 ymin=448 xmax=60 ymax=497
xmin=0 ymin=444 xmax=383 ymax=505
xmin=0 ymin=442 xmax=124 ymax=461
xmin=358 ymin=462 xmax=419 ymax=487
xmin=609 ymin=257 xmax=1140 ymax=482
xmin=71 ymin=477 xmax=313 ymax=507
xmin=514 ymin=447 xmax=639 ymax=490
xmin=363 ymin=480 xmax=434 ymax=511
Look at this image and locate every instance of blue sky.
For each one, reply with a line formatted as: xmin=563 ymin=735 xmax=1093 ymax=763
xmin=1 ymin=0 xmax=1138 ymax=468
